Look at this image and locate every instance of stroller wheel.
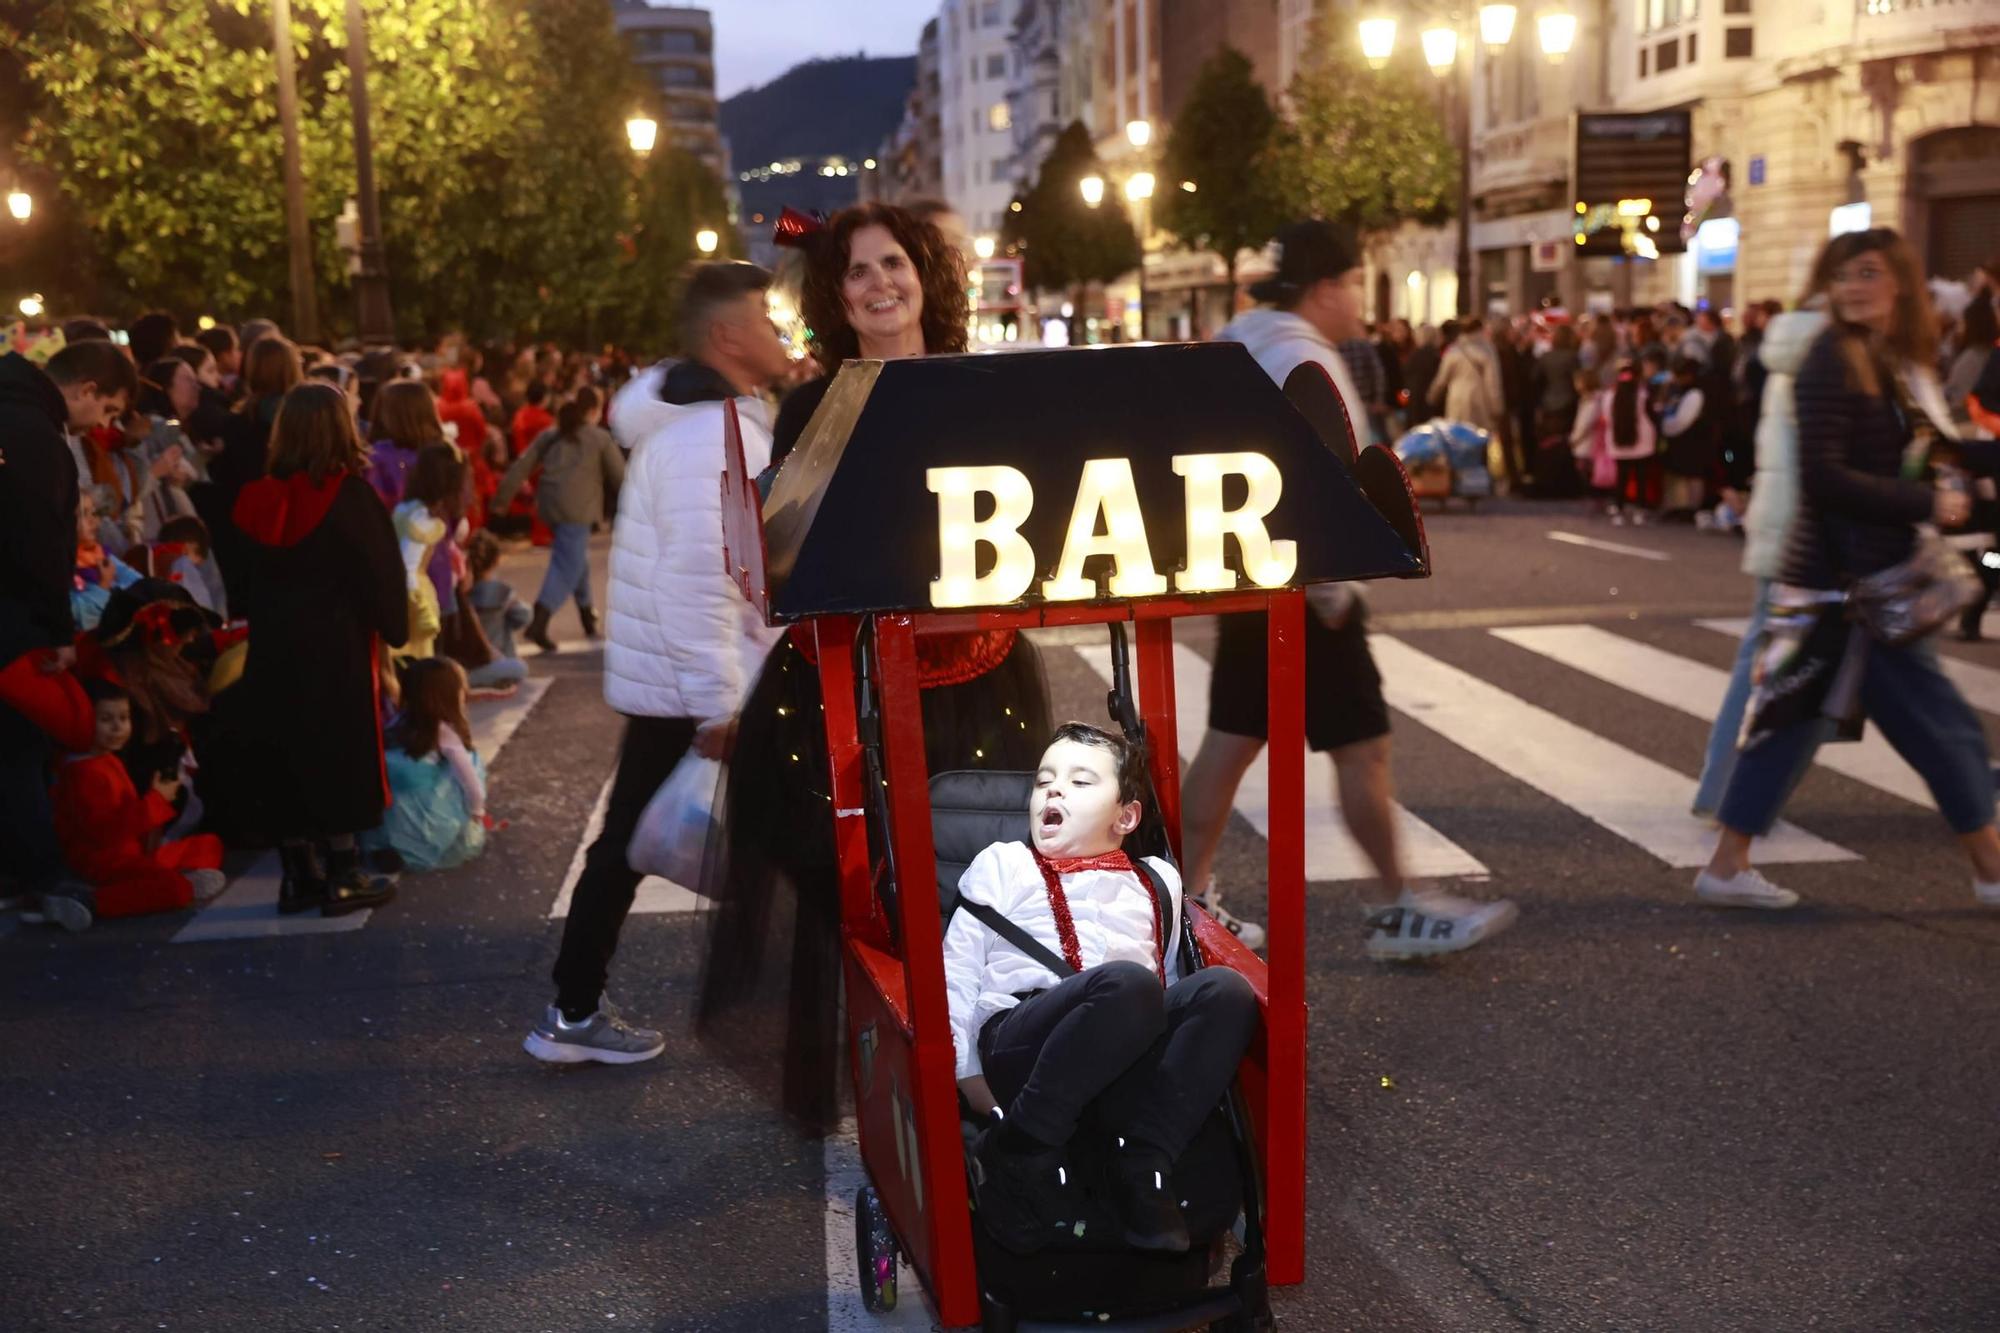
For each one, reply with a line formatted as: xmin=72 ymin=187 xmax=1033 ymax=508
xmin=854 ymin=1184 xmax=898 ymax=1313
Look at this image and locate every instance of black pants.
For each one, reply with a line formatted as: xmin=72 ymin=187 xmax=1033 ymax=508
xmin=552 ymin=714 xmax=696 ymax=1018
xmin=978 ymin=962 xmax=1258 ymax=1161
xmin=0 ymin=700 xmax=65 ymax=892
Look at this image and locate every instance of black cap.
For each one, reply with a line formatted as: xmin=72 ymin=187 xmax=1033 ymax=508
xmin=1247 ymin=219 xmax=1361 ymax=304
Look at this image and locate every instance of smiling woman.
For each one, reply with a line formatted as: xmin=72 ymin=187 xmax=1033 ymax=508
xmin=796 ymin=202 xmax=970 ymax=372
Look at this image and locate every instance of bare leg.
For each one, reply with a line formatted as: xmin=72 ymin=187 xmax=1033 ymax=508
xmin=1178 ymin=730 xmax=1264 ymax=895
xmin=1332 ymin=734 xmax=1404 ymax=900
xmin=1704 ymin=827 xmax=1754 ymax=879
xmin=1960 ymin=826 xmax=2000 ymax=882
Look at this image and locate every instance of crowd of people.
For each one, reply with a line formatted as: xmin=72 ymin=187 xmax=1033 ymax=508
xmin=0 ymin=312 xmax=647 ymax=929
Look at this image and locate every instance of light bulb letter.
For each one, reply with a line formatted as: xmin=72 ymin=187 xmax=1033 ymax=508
xmin=1041 ymin=458 xmax=1168 ymax=601
xmin=927 ymin=465 xmax=1037 ymax=608
xmin=1172 ymin=452 xmax=1297 ymax=592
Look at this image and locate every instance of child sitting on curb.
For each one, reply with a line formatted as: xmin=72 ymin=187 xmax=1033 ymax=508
xmin=943 ymin=723 xmax=1258 ymax=1256
xmin=367 ymin=658 xmax=491 ymax=871
xmin=463 ymin=530 xmax=529 ymax=691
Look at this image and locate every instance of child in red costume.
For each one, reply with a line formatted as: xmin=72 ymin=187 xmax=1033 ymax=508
xmin=53 ymin=680 xmax=225 ymax=917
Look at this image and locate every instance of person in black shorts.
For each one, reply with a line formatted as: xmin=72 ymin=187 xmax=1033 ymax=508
xmin=1186 ymin=219 xmax=1518 ymax=961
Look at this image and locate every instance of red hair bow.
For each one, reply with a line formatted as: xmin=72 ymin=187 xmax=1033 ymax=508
xmin=771 ymin=207 xmax=827 ymax=251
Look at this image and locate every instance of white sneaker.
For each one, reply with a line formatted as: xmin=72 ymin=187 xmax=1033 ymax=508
xmin=1192 ymin=891 xmax=1267 ymax=952
xmin=1363 ymin=888 xmax=1517 ymax=960
xmin=1609 ymin=511 xmax=1627 ymax=526
xmin=1693 ymin=867 xmax=1798 ymax=910
xmin=1975 ymin=880 xmax=2000 ymax=907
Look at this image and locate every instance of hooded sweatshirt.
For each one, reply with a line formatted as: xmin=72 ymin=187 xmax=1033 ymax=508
xmin=602 ymin=359 xmax=784 ymax=720
xmin=0 ymin=352 xmax=82 ymax=662
xmin=1214 ymin=308 xmax=1375 ymax=450
xmin=1739 ymin=311 xmax=1827 ymax=581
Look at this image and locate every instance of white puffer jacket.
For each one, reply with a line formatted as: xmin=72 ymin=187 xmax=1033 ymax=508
xmin=603 ymin=361 xmax=784 ymax=720
xmin=1741 ymin=311 xmax=1827 ymax=580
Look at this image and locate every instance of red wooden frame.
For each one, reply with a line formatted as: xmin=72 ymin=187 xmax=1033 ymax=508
xmin=823 ymin=595 xmax=1310 ymax=1327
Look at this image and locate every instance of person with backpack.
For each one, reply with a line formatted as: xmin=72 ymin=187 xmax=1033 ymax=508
xmin=1594 ymin=362 xmax=1658 ymax=524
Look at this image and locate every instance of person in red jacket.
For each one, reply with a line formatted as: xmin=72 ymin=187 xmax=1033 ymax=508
xmin=437 ymin=369 xmax=496 ymax=527
xmin=53 ymin=678 xmax=224 ymax=917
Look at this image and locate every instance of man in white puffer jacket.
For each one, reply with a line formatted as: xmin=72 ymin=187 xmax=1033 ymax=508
xmin=525 ymin=262 xmax=791 ymax=1066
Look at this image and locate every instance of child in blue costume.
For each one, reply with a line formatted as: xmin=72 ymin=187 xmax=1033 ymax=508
xmin=369 ymin=658 xmax=489 ymax=870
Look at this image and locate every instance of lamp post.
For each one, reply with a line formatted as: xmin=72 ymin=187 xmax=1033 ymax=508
xmin=626 ymin=115 xmax=659 ymax=158
xmin=1360 ymin=3 xmax=1575 ymax=319
xmin=345 ymin=0 xmax=396 ymax=348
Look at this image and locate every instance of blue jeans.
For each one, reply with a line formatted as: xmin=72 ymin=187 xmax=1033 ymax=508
xmin=1693 ymin=580 xmax=1771 ymax=815
xmin=535 ymin=522 xmax=592 ymax=614
xmin=1718 ymin=635 xmax=1996 ymax=837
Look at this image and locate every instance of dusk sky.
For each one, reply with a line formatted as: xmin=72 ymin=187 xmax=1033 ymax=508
xmin=709 ymin=0 xmax=938 ymax=99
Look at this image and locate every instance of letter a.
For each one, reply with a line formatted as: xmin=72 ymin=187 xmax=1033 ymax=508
xmin=1041 ymin=458 xmax=1168 ymax=601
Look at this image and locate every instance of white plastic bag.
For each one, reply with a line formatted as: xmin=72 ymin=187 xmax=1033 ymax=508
xmin=627 ymin=752 xmax=721 ymax=885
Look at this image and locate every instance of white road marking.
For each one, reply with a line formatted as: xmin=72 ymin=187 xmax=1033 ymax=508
xmin=1372 ymin=636 xmax=1856 ymax=867
xmin=543 ymin=775 xmax=705 ymax=918
xmin=1701 ymin=617 xmax=2000 ymax=717
xmin=1547 ymin=530 xmax=1671 ymax=561
xmin=824 ymin=1117 xmax=934 ymax=1332
xmin=1495 ymin=624 xmax=1935 ymax=808
xmin=174 ymin=679 xmax=552 ymax=944
xmin=1075 ymin=642 xmax=1489 ymax=884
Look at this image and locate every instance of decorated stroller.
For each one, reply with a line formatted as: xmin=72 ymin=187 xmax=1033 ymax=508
xmin=719 ymin=342 xmax=1431 ymax=1330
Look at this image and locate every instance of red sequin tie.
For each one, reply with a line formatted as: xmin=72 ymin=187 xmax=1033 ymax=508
xmin=1029 ymin=849 xmax=1164 ymax=983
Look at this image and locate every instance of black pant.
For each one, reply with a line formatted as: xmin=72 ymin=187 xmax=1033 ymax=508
xmin=0 ymin=700 xmax=65 ymax=892
xmin=552 ymin=714 xmax=696 ymax=1017
xmin=978 ymin=962 xmax=1258 ymax=1161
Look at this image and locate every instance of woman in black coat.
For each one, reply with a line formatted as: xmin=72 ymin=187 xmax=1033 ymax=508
xmin=1696 ymin=228 xmax=2000 ymax=912
xmin=196 ymin=335 xmax=303 ymax=616
xmin=229 ymin=382 xmax=408 ymax=915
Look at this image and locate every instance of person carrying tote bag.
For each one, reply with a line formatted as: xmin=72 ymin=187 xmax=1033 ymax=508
xmin=1691 ymin=227 xmax=2000 ymax=913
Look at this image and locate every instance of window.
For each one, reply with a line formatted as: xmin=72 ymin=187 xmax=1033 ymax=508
xmin=982 ymin=0 xmax=1002 ymax=26
xmin=1639 ymin=46 xmax=1649 ymax=76
xmin=660 ymin=65 xmax=706 ymax=88
xmin=1725 ymin=25 xmax=1753 ymax=56
xmin=992 ymin=158 xmax=1010 ymax=183
xmin=1655 ymin=38 xmax=1679 ymax=71
xmin=1687 ymin=32 xmax=1698 ymax=61
xmin=971 ymin=56 xmax=979 ymax=81
xmin=986 ymin=53 xmax=1006 ymax=79
xmin=989 ymin=101 xmax=1011 ymax=131
xmin=974 ymin=108 xmax=985 ymax=134
xmin=1723 ymin=0 xmax=1749 ymax=11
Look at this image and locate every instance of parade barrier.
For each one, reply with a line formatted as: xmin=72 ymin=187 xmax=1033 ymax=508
xmin=721 ymin=341 xmax=1429 ymax=1331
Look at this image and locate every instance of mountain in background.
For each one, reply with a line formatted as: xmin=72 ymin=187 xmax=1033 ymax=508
xmin=721 ymin=54 xmax=916 ymax=227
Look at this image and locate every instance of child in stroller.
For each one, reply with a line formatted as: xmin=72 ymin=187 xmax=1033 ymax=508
xmin=943 ymin=722 xmax=1260 ymax=1257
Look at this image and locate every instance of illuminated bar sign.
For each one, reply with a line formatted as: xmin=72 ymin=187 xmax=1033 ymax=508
xmin=1572 ymin=111 xmax=1691 ymax=257
xmin=751 ymin=343 xmax=1426 ymax=619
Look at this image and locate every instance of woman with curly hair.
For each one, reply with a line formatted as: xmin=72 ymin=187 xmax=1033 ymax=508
xmin=696 ymin=202 xmax=1053 ymax=1135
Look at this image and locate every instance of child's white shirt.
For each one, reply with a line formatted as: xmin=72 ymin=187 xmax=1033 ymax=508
xmin=941 ymin=841 xmax=1183 ymax=1083
xmin=435 ymin=729 xmax=485 ymax=818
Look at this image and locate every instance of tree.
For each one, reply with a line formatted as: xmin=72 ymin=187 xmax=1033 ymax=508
xmin=1153 ymin=48 xmax=1285 ymax=305
xmin=603 ymin=147 xmax=737 ymax=352
xmin=1000 ymin=120 xmax=1139 ymax=302
xmin=1269 ymin=44 xmax=1458 ymax=234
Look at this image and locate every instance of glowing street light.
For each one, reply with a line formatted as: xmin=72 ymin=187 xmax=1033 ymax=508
xmin=973 ymin=234 xmax=996 ymax=260
xmin=1125 ymin=119 xmax=1151 ymax=149
xmin=625 ymin=114 xmax=658 ymax=156
xmin=1538 ymin=9 xmax=1578 ymax=60
xmin=1124 ymin=171 xmax=1155 ymax=202
xmin=1421 ymin=24 xmax=1460 ymax=73
xmin=1359 ymin=15 xmax=1398 ymax=68
xmin=1080 ymin=174 xmax=1105 ymax=207
xmin=197 ymin=315 xmax=217 ymax=331
xmin=695 ymin=227 xmax=719 ymax=255
xmin=1479 ymin=3 xmax=1518 ymax=49
xmin=18 ymin=293 xmax=44 ymax=318
xmin=6 ymin=190 xmax=30 ymax=222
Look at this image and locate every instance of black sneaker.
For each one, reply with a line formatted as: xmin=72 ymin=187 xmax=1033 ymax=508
xmin=320 ymin=845 xmax=395 ymax=917
xmin=1108 ymin=1145 xmax=1189 ymax=1252
xmin=968 ymin=1120 xmax=1074 ymax=1254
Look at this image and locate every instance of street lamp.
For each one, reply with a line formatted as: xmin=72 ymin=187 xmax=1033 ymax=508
xmin=6 ymin=190 xmax=29 ymax=222
xmin=1478 ymin=3 xmax=1517 ymax=50
xmin=1124 ymin=172 xmax=1155 ymax=202
xmin=1537 ymin=9 xmax=1578 ymax=61
xmin=18 ymin=294 xmax=43 ymax=318
xmin=1080 ymin=174 xmax=1105 ymax=208
xmin=1125 ymin=119 xmax=1151 ymax=150
xmin=695 ymin=227 xmax=719 ymax=255
xmin=1359 ymin=15 xmax=1398 ymax=68
xmin=1421 ymin=24 xmax=1459 ymax=74
xmin=626 ymin=114 xmax=658 ymax=157
xmin=973 ymin=234 xmax=996 ymax=260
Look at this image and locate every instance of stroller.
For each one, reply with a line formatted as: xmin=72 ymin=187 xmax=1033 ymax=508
xmin=719 ymin=342 xmax=1431 ymax=1329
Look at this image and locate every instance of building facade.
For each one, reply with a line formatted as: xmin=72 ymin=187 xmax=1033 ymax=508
xmin=866 ymin=18 xmax=945 ymax=206
xmin=939 ymin=0 xmax=1025 ymax=237
xmin=612 ymin=2 xmax=724 ymax=173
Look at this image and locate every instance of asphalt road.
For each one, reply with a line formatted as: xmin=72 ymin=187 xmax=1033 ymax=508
xmin=6 ymin=505 xmax=2000 ymax=1333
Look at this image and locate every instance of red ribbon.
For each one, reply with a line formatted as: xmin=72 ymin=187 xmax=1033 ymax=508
xmin=771 ymin=206 xmax=827 ymax=251
xmin=1028 ymin=848 xmax=1164 ymax=984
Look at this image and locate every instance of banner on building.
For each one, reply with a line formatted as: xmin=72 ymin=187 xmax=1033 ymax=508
xmin=1571 ymin=111 xmax=1692 ymax=258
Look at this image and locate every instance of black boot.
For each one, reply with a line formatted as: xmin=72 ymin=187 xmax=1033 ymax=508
xmin=525 ymin=603 xmax=557 ymax=654
xmin=320 ymin=843 xmax=395 ymax=917
xmin=277 ymin=843 xmax=325 ymax=915
xmin=1108 ymin=1144 xmax=1190 ymax=1252
xmin=968 ymin=1116 xmax=1074 ymax=1255
xmin=577 ymin=605 xmax=599 ymax=639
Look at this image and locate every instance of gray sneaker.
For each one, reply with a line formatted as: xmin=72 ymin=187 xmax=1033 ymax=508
xmin=23 ymin=892 xmax=93 ymax=933
xmin=523 ymin=1004 xmax=665 ymax=1065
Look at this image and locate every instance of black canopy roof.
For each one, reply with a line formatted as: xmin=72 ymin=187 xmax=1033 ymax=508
xmin=746 ymin=341 xmax=1428 ymax=621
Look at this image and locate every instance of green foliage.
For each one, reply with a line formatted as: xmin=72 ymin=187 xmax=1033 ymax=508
xmin=3 ymin=0 xmax=725 ymax=347
xmin=1154 ymin=47 xmax=1285 ymax=292
xmin=1000 ymin=121 xmax=1139 ymax=295
xmin=1270 ymin=45 xmax=1458 ymax=233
